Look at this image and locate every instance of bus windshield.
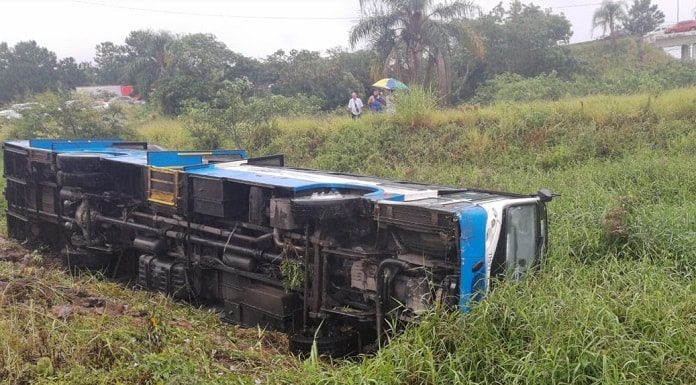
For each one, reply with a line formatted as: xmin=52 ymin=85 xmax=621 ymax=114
xmin=505 ymin=204 xmax=539 ymax=281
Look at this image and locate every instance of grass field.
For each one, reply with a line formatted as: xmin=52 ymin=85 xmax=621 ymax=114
xmin=2 ymin=87 xmax=696 ymax=384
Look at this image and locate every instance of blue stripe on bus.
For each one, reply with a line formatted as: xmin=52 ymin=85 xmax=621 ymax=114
xmin=457 ymin=205 xmax=488 ymax=311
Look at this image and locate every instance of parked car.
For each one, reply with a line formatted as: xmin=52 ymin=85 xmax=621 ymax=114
xmin=91 ymin=101 xmax=110 ymax=110
xmin=650 ymin=25 xmax=668 ymax=34
xmin=65 ymin=100 xmax=111 ymax=110
xmin=665 ymin=20 xmax=696 ymax=34
xmin=10 ymin=102 xmax=40 ymax=112
xmin=646 ymin=25 xmax=668 ymax=38
xmin=109 ymin=96 xmax=134 ymax=104
xmin=608 ymin=29 xmax=631 ymax=39
xmin=108 ymin=96 xmax=136 ymax=104
xmin=109 ymin=95 xmax=145 ymax=105
xmin=0 ymin=109 xmax=22 ymax=120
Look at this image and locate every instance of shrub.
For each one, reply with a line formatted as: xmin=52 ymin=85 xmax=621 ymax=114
xmin=179 ymin=83 xmax=321 ymax=150
xmin=393 ymin=86 xmax=437 ymax=129
xmin=474 ymin=62 xmax=696 ymax=104
xmin=473 ymin=72 xmax=569 ymax=104
xmin=6 ymin=92 xmax=132 ymax=140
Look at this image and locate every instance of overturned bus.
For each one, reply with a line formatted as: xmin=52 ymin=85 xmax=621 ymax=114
xmin=3 ymin=139 xmax=552 ymax=355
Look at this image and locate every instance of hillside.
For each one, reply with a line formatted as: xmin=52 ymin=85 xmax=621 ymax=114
xmin=2 ymin=87 xmax=695 ymax=384
xmin=570 ymin=37 xmax=673 ymax=74
xmin=473 ymin=37 xmax=693 ymax=104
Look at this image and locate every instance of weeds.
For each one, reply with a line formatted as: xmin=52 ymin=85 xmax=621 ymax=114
xmin=2 ymin=86 xmax=696 ymax=384
xmin=0 ymin=244 xmax=296 ymax=385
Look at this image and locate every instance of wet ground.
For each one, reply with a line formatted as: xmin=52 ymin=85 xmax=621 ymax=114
xmin=0 ymin=236 xmax=300 ymax=384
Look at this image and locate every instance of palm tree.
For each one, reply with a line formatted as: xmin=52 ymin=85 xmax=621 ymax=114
xmin=592 ymin=0 xmax=627 ymax=45
xmin=124 ymin=30 xmax=173 ymax=98
xmin=350 ymin=0 xmax=478 ymax=96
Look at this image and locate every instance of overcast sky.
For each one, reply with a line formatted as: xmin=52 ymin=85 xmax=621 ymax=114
xmin=0 ymin=0 xmax=687 ymax=61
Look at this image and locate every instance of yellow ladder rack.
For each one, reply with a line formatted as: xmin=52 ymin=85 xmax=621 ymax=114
xmin=147 ymin=167 xmax=180 ymax=206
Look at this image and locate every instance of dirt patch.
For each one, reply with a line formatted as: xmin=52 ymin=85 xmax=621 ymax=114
xmin=49 ymin=299 xmax=132 ymax=320
xmin=0 ymin=237 xmax=136 ymax=321
xmin=0 ymin=235 xmax=293 ymax=364
xmin=0 ymin=277 xmax=35 ymax=303
xmin=0 ymin=237 xmax=30 ymax=263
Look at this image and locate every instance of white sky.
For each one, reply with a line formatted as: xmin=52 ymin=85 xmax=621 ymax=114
xmin=0 ymin=0 xmax=687 ymax=62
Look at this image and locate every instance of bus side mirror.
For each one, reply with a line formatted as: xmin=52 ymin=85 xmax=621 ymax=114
xmin=537 ymin=188 xmax=554 ymax=202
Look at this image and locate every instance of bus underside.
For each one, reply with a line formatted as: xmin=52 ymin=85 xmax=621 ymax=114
xmin=3 ymin=140 xmax=550 ymax=355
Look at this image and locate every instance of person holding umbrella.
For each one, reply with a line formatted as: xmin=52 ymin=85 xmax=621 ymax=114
xmin=368 ymin=89 xmax=383 ymax=112
xmin=372 ymin=78 xmax=407 ymax=114
xmin=347 ymin=91 xmax=364 ymax=119
xmin=372 ymin=78 xmax=408 ymax=91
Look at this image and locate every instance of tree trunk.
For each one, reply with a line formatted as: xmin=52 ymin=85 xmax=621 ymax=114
xmin=609 ymin=19 xmax=616 ymax=47
xmin=424 ymin=56 xmax=435 ymax=87
xmin=409 ymin=46 xmax=422 ymax=85
xmin=435 ymin=52 xmax=451 ymax=105
xmin=636 ymin=36 xmax=645 ymax=63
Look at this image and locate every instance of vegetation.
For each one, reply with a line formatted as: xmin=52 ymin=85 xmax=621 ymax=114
xmin=0 ymin=0 xmax=693 ymax=383
xmin=623 ymin=0 xmax=665 ymax=37
xmin=593 ymin=0 xmax=627 ymax=43
xmin=0 ymin=247 xmax=298 ymax=385
xmin=0 ymin=0 xmax=676 ymax=111
xmin=5 ymin=93 xmax=131 ymax=140
xmin=349 ymin=0 xmax=477 ymax=97
xmin=473 ymin=39 xmax=696 ymax=103
xmin=179 ymin=78 xmax=320 ymax=149
xmin=2 ymin=85 xmax=696 ymax=384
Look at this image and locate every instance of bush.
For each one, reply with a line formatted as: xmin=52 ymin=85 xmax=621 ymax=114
xmin=474 ymin=62 xmax=696 ymax=104
xmin=393 ymin=86 xmax=438 ymax=129
xmin=474 ymin=72 xmax=569 ymax=104
xmin=6 ymin=92 xmax=132 ymax=140
xmin=179 ymin=81 xmax=321 ymax=149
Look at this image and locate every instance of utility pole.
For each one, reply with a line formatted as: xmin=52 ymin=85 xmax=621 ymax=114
xmin=677 ymin=0 xmax=679 ymax=22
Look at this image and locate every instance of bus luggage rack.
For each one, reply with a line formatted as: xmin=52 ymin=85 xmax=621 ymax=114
xmin=148 ymin=167 xmax=179 ymax=206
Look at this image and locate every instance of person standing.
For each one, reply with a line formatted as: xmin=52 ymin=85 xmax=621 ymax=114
xmin=367 ymin=89 xmax=380 ymax=112
xmin=377 ymin=91 xmax=387 ymax=111
xmin=347 ymin=92 xmax=363 ymax=119
xmin=384 ymin=90 xmax=395 ymax=114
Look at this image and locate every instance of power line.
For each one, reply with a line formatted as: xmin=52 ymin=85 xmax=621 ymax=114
xmin=65 ymin=0 xmax=359 ymax=21
xmin=550 ymin=2 xmax=604 ymax=10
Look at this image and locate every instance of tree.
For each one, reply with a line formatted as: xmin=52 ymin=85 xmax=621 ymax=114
xmin=152 ymin=33 xmax=238 ymax=114
xmin=623 ymin=0 xmax=665 ymax=36
xmin=454 ymin=2 xmax=576 ymax=102
xmin=57 ymin=57 xmax=92 ymax=89
xmin=123 ymin=30 xmax=174 ymax=98
xmin=349 ymin=0 xmax=477 ymax=97
xmin=180 ymin=78 xmax=320 ymax=149
xmin=94 ymin=42 xmax=128 ymax=84
xmin=264 ymin=49 xmax=363 ymax=110
xmin=0 ymin=41 xmax=59 ymax=104
xmin=327 ymin=48 xmax=379 ymax=95
xmin=593 ymin=1 xmax=627 ymax=45
xmin=478 ymin=3 xmax=573 ymax=76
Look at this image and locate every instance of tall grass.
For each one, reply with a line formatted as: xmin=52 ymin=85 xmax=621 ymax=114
xmin=134 ymin=117 xmax=194 ymax=150
xmin=258 ymin=87 xmax=696 ymax=384
xmin=275 ymin=259 xmax=695 ymax=384
xmin=393 ymin=86 xmax=438 ymax=129
xmin=122 ymin=87 xmax=696 ymax=384
xmin=2 ymin=86 xmax=696 ymax=384
xmin=0 ymin=259 xmax=299 ymax=384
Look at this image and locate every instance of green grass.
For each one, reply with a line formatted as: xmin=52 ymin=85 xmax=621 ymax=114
xmin=131 ymin=115 xmax=195 ymax=150
xmin=3 ymin=86 xmax=696 ymax=384
xmin=570 ymin=38 xmax=671 ymax=76
xmin=0 ymin=257 xmax=299 ymax=385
